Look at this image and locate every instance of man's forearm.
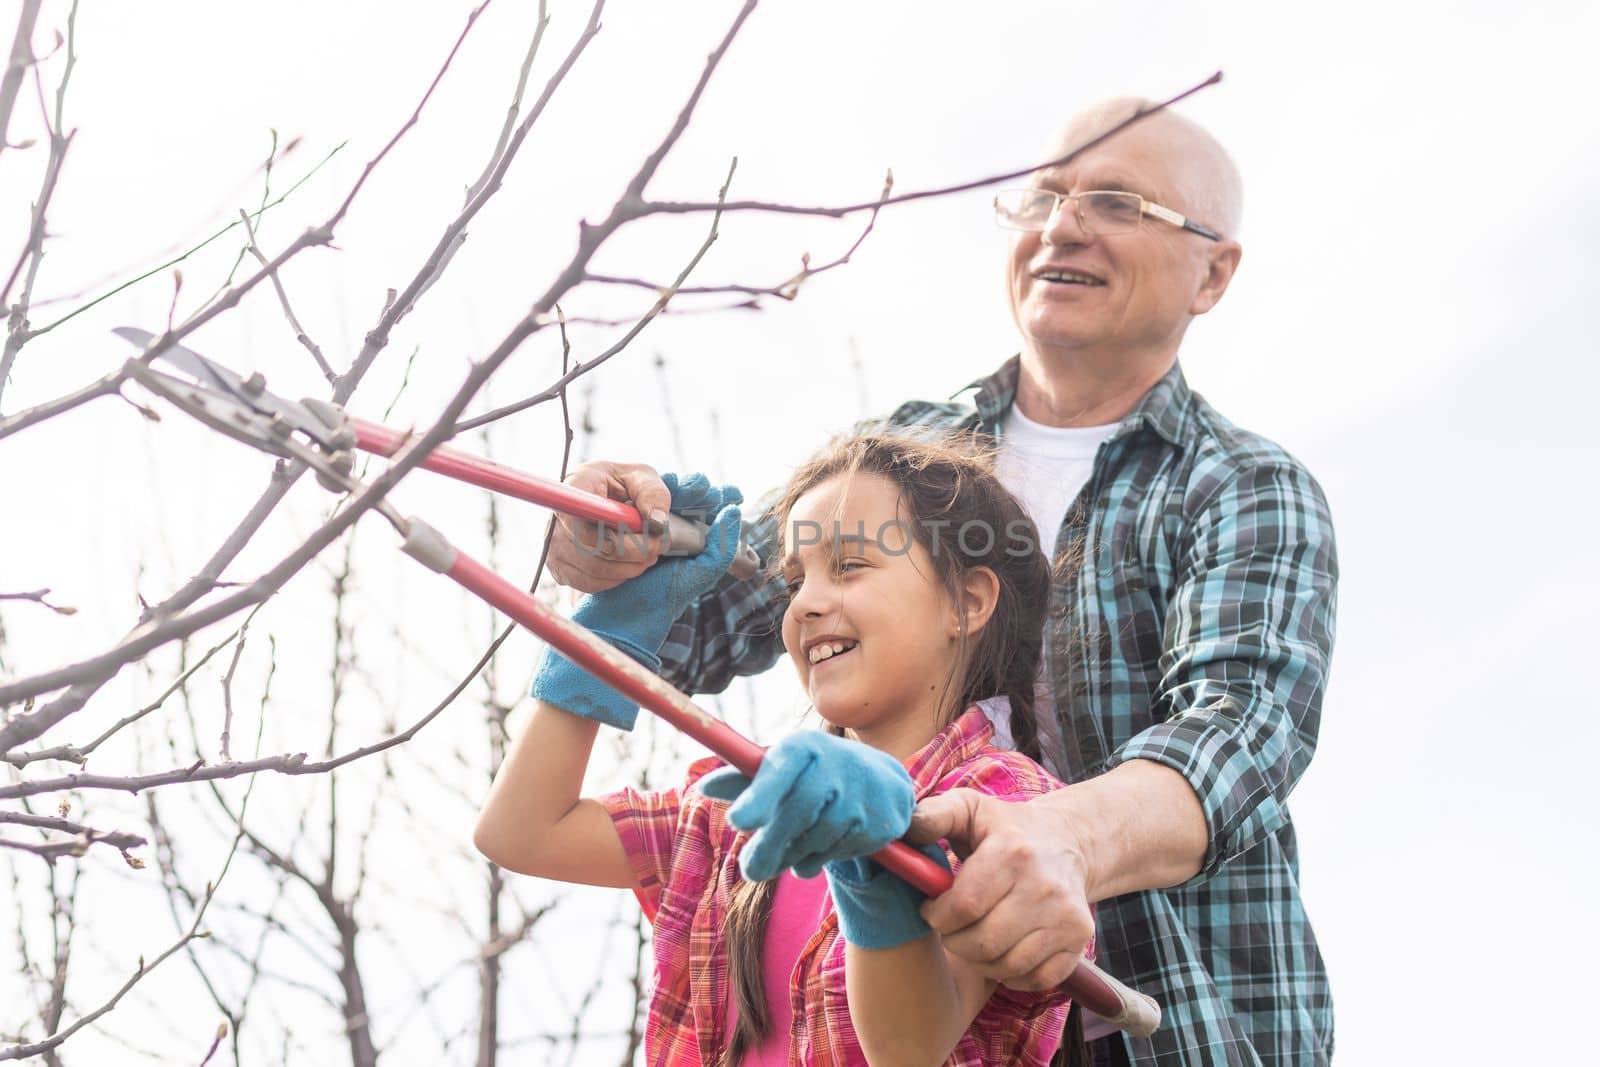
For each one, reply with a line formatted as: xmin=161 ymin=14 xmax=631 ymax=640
xmin=1045 ymin=759 xmax=1208 ymax=902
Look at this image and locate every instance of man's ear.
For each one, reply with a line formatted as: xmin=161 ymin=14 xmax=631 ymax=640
xmin=947 ymin=566 xmax=1001 ymax=640
xmin=1190 ymin=239 xmax=1242 ymax=316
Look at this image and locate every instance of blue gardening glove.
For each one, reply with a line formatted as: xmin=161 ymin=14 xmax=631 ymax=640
xmin=825 ymin=842 xmax=951 ymax=949
xmin=529 ymin=473 xmax=743 ymax=730
xmin=696 ymin=730 xmax=915 ymax=881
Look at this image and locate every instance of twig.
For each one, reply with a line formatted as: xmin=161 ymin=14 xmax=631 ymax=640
xmin=0 ymin=588 xmax=75 ymax=615
xmin=143 ymin=638 xmax=279 ymax=1060
xmin=0 ymin=371 xmax=122 ymax=439
xmin=392 ymin=2 xmax=554 ymax=327
xmin=455 ymin=154 xmax=740 ymax=433
xmin=340 ymin=0 xmax=604 ymax=384
xmin=197 ymin=1022 xmax=227 ymax=1066
xmin=180 ymin=129 xmax=288 ymax=322
xmin=0 ymin=1 xmax=78 ymax=411
xmin=528 ymin=299 xmax=761 ymax=328
xmin=236 ymin=207 xmax=337 ymax=384
xmin=0 ymin=811 xmax=145 ymax=862
xmin=0 ymin=1 xmax=42 ymax=161
xmin=216 ymin=624 xmax=249 ymax=763
xmin=584 ymin=167 xmax=892 ymax=302
xmin=0 ymin=745 xmax=263 ymax=1061
xmin=25 ymin=140 xmax=345 ymax=335
xmin=324 ymin=1 xmax=493 ymax=235
xmin=619 ymin=903 xmax=648 ymax=1067
xmin=470 ymin=1 xmax=551 ymax=205
xmin=637 ymin=71 xmax=1223 ymax=220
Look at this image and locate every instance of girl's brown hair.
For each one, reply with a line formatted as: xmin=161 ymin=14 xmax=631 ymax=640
xmin=719 ymin=431 xmax=1054 ymax=1066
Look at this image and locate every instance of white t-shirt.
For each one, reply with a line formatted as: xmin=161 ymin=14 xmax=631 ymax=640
xmin=994 ymin=403 xmax=1120 ymax=559
xmin=989 ymin=404 xmax=1123 ymax=1041
xmin=989 ymin=404 xmax=1118 ymax=774
xmin=992 ymin=404 xmax=1120 ymax=1036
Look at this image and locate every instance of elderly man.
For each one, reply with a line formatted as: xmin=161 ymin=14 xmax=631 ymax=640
xmin=543 ymin=100 xmax=1337 ymax=1066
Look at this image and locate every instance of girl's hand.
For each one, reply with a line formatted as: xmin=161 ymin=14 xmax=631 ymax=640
xmin=697 ymin=730 xmax=914 ymax=881
xmin=825 ymin=842 xmax=951 ymax=948
xmin=530 ymin=474 xmax=743 ymax=731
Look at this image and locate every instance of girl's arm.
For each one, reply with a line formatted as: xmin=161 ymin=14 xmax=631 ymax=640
xmin=476 ymin=480 xmax=745 ymax=884
xmin=472 ymin=699 xmax=634 ymax=887
xmin=846 ymin=936 xmax=996 ymax=1067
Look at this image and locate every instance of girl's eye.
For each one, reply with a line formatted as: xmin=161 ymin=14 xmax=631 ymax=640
xmin=782 ymin=560 xmax=861 ymax=593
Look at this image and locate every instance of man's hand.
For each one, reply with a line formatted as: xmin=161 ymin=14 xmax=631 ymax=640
xmin=546 ymin=461 xmax=674 ymax=593
xmin=905 ymin=788 xmax=1096 ymax=991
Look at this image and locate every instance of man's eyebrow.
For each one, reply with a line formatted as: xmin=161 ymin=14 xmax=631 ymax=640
xmin=1033 ymin=172 xmax=1149 ymax=197
xmin=1080 ymin=174 xmax=1149 ymax=196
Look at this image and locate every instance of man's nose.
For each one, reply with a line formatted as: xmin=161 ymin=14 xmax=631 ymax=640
xmin=1041 ymin=196 xmax=1091 ymax=247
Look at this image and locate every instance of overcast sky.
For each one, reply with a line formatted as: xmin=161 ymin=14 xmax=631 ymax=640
xmin=2 ymin=1 xmax=1597 ymax=1062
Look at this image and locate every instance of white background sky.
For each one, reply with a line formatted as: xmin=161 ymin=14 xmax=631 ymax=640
xmin=2 ymin=1 xmax=1598 ymax=1063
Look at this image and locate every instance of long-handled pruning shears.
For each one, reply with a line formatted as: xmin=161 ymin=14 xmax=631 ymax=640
xmin=115 ymin=327 xmax=1161 ymax=1038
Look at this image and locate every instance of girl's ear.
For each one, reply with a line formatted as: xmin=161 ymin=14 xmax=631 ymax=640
xmin=946 ymin=566 xmax=1001 ymax=640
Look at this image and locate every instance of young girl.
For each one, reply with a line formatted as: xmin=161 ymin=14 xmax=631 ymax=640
xmin=474 ymin=434 xmax=1081 ymax=1066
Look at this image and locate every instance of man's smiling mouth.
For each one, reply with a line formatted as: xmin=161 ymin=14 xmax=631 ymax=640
xmin=1035 ymin=269 xmax=1105 ymax=286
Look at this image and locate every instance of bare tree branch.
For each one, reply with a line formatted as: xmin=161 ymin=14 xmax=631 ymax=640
xmin=1 ymin=742 xmax=263 ymax=1061
xmin=0 ymin=0 xmax=753 ymax=741
xmin=457 ymin=154 xmax=740 ymax=434
xmin=0 ymin=1 xmax=42 ymax=161
xmin=0 ymin=0 xmax=608 ymax=755
xmin=583 ymin=166 xmax=892 ymax=303
xmin=634 ymin=71 xmax=1223 ymax=219
xmin=0 ymin=0 xmax=520 ymax=744
xmin=0 ymin=811 xmax=145 ymax=862
xmin=3 ymin=607 xmax=262 ymax=769
xmin=0 ymin=0 xmax=78 ymax=410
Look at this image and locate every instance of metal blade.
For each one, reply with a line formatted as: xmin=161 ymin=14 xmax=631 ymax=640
xmin=113 ymin=326 xmax=245 ymax=398
xmin=114 ymin=326 xmax=342 ymax=450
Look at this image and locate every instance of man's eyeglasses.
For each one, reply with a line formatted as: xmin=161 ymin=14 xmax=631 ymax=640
xmin=993 ymin=188 xmax=1222 ymax=242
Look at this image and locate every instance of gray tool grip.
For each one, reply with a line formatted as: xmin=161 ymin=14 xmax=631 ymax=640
xmin=1075 ymin=958 xmax=1161 ymax=1037
xmin=661 ymin=513 xmax=761 ymax=580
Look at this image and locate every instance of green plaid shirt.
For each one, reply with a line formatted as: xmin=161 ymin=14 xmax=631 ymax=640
xmin=659 ymin=356 xmax=1338 ymax=1066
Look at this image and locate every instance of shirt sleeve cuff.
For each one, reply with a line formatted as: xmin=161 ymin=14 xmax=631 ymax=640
xmin=1111 ymin=712 xmax=1287 ymax=882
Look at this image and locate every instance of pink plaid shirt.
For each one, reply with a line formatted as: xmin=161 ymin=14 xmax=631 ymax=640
xmin=601 ymin=706 xmax=1074 ymax=1066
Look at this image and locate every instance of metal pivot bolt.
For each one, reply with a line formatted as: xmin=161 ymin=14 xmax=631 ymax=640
xmin=313 ymin=450 xmax=356 ymax=493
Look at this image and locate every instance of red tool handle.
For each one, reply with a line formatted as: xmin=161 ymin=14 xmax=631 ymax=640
xmin=403 ymin=526 xmax=1158 ymax=1036
xmin=350 ymin=417 xmax=644 ymax=530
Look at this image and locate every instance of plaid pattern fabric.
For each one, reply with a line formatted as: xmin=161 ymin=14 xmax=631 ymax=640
xmin=601 ymin=707 xmax=1072 ymax=1066
xmin=658 ymin=357 xmax=1339 ymax=1066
